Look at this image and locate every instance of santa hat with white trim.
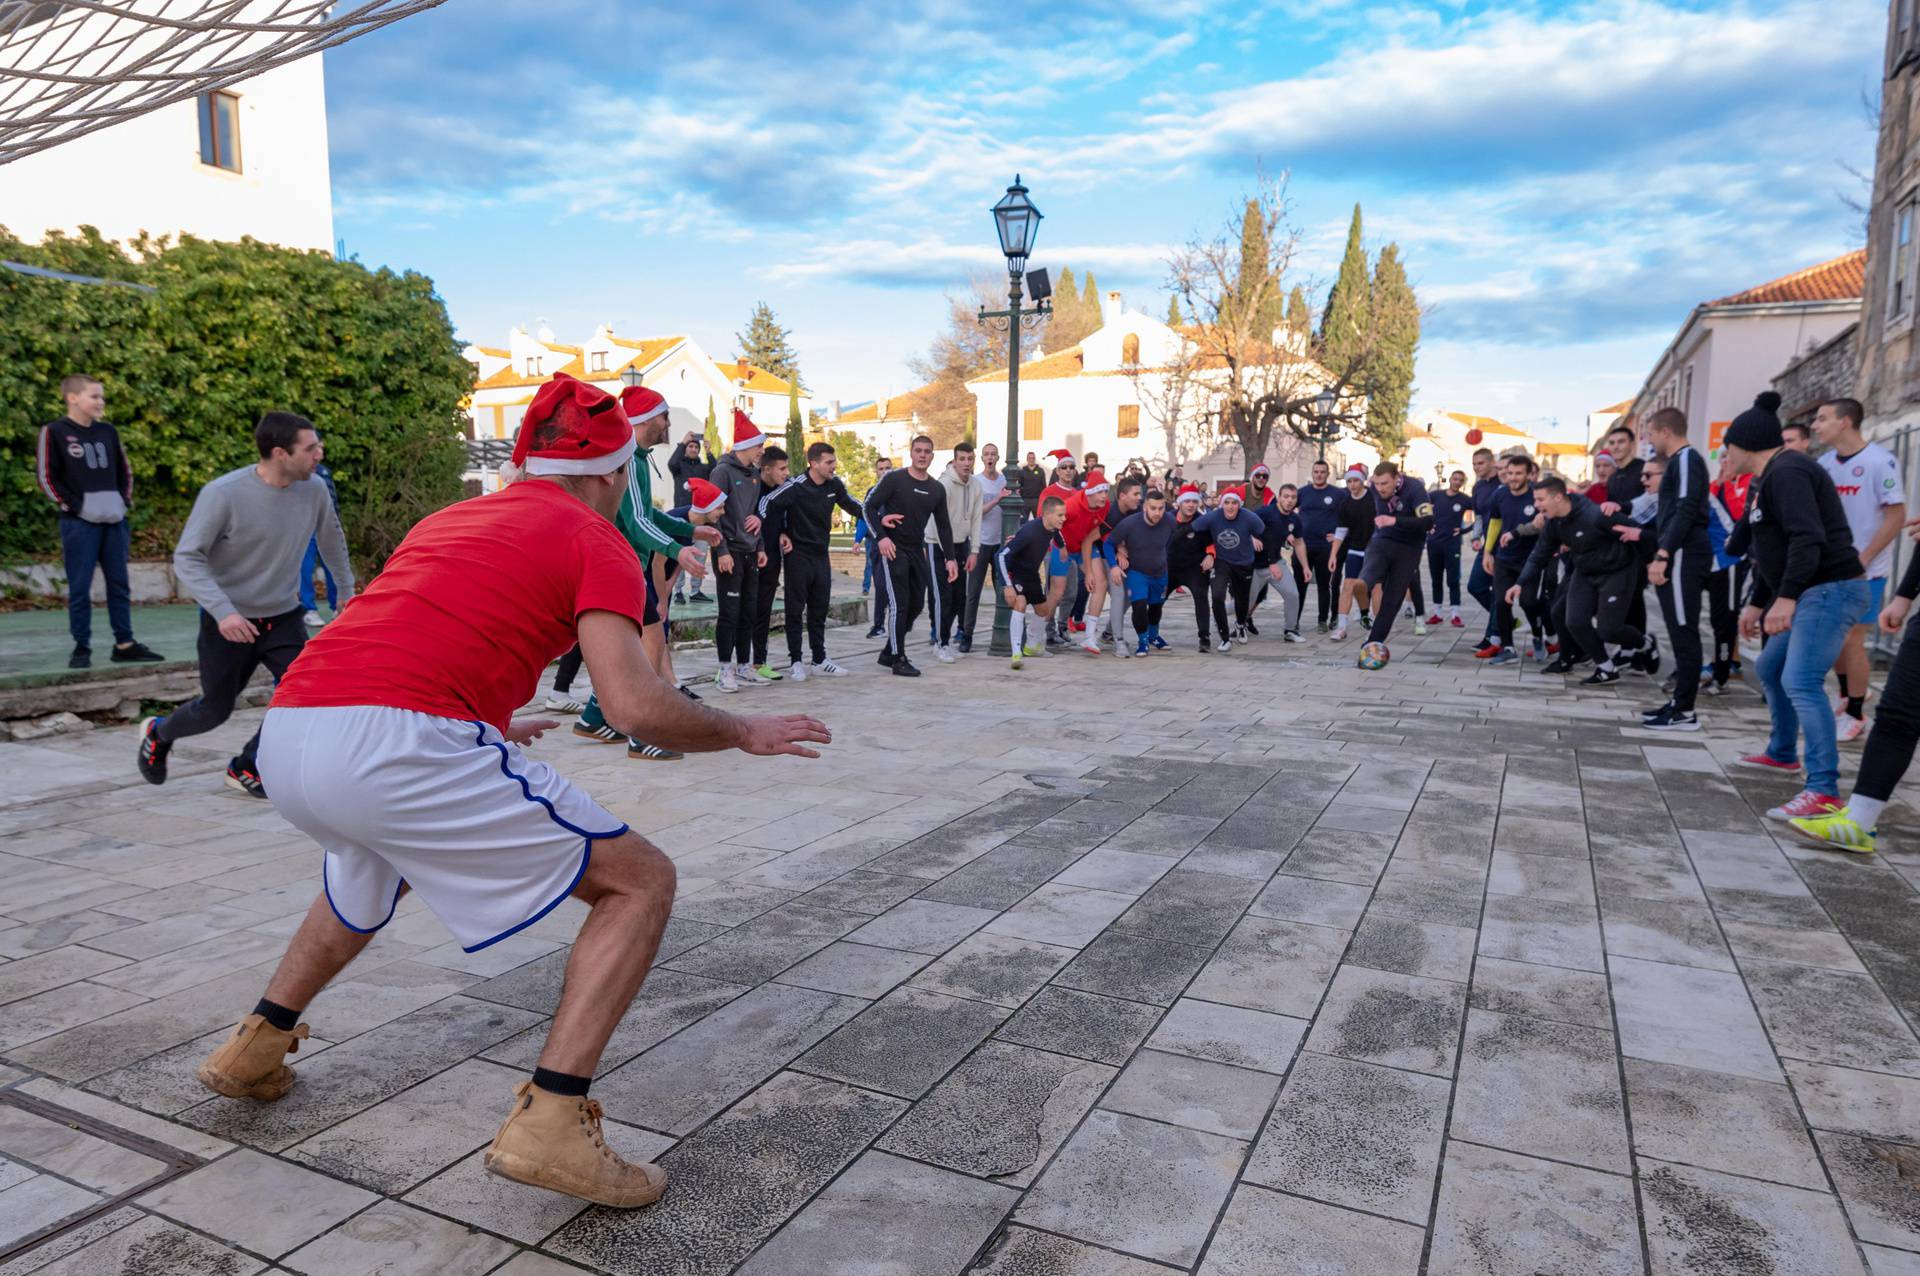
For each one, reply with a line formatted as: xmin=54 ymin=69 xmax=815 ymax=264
xmin=1345 ymin=464 xmax=1369 ymax=480
xmin=730 ymin=407 xmax=766 ymax=452
xmin=1220 ymin=486 xmax=1245 ymax=505
xmin=1046 ymin=448 xmax=1074 ymax=468
xmin=1250 ymin=463 xmax=1271 ymax=478
xmin=1175 ymin=483 xmax=1203 ymax=506
xmin=619 ymin=385 xmax=669 ymax=427
xmin=685 ymin=477 xmax=727 ymax=514
xmin=512 ymin=374 xmax=634 ymax=476
xmin=1081 ymin=467 xmax=1111 ymax=496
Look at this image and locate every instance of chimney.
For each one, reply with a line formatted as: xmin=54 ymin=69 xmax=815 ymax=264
xmin=736 ymin=358 xmax=750 ymax=385
xmin=878 ymin=397 xmax=890 ymax=420
xmin=1104 ymin=291 xmax=1124 ymax=323
xmin=830 ymin=400 xmax=841 ymax=422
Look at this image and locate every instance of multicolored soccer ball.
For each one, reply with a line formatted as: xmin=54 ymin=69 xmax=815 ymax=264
xmin=1358 ymin=641 xmax=1390 ymax=670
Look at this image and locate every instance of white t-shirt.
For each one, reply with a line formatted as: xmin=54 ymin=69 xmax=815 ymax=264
xmin=1819 ymin=442 xmax=1904 ymax=579
xmin=978 ymin=470 xmax=1008 ymax=544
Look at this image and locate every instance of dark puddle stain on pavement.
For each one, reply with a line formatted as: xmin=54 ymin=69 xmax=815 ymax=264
xmin=1794 ymin=857 xmax=1920 ymax=1028
xmin=1332 ymin=986 xmax=1456 ymax=1070
xmin=1641 ymin=1163 xmax=1775 ymax=1276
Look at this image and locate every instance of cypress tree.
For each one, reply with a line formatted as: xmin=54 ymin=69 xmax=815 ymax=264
xmin=785 ymin=380 xmax=804 ymax=456
xmin=1166 ymin=296 xmax=1183 ymax=327
xmin=1046 ymin=266 xmax=1082 ymax=352
xmin=1082 ymin=272 xmax=1101 ymax=323
xmin=1365 ymin=243 xmax=1419 ymax=451
xmin=1286 ymin=285 xmax=1311 ymax=335
xmin=1234 ymin=199 xmax=1283 ymax=338
xmin=704 ymin=396 xmax=721 ymax=458
xmin=1320 ymin=204 xmax=1371 ymax=375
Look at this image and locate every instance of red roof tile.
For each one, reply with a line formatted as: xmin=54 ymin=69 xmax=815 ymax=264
xmin=1710 ymin=250 xmax=1865 ymax=307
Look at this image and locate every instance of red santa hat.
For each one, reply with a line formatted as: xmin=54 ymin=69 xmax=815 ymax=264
xmin=1250 ymin=463 xmax=1271 ymax=478
xmin=730 ymin=407 xmax=766 ymax=452
xmin=685 ymin=477 xmax=727 ymax=514
xmin=1175 ymin=484 xmax=1203 ymax=505
xmin=1081 ymin=467 xmax=1111 ymax=496
xmin=1345 ymin=464 xmax=1369 ymax=480
xmin=1220 ymin=486 xmax=1245 ymax=505
xmin=1047 ymin=448 xmax=1075 ymax=467
xmin=512 ymin=374 xmax=634 ymax=476
xmin=619 ymin=385 xmax=668 ymax=427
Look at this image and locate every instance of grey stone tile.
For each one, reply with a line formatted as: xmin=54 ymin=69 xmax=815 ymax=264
xmin=1866 ymin=1244 xmax=1920 ymax=1276
xmin=1247 ymin=874 xmax=1371 ymax=929
xmin=1112 ymin=870 xmax=1264 ymax=946
xmin=1600 ymin=894 xmax=1735 ymax=971
xmin=672 ymin=880 xmax=799 ymax=926
xmin=179 ymin=995 xmax=543 ymax=1151
xmin=969 ymin=1226 xmax=1172 ymax=1276
xmin=916 ymin=841 xmax=1085 ymax=910
xmin=845 ymin=898 xmax=1000 ymax=955
xmin=1488 ymin=849 xmax=1597 ymax=904
xmin=1814 ymin=1129 xmax=1920 ymax=1251
xmin=1369 ymin=861 xmax=1486 ymax=928
xmin=1346 ymin=913 xmax=1477 ymax=982
xmin=736 ymin=1150 xmax=1016 ymax=1275
xmin=1015 ymin=1108 xmax=1247 ymax=1267
xmin=877 ymin=1041 xmax=1115 ymax=1186
xmin=547 ymin=1071 xmax=906 ymax=1276
xmin=1100 ymin=1048 xmax=1280 ymax=1139
xmin=1742 ymin=958 xmax=1920 ymax=1075
xmin=1479 ymin=894 xmax=1604 ymax=971
xmin=792 ymin=870 xmax=929 ymax=915
xmin=1428 ymin=1141 xmax=1641 ymax=1276
xmin=280 ymin=1199 xmax=514 ymax=1275
xmin=1304 ymin=965 xmax=1467 ymax=1077
xmin=0 ymin=911 xmax=138 ymax=959
xmin=1186 ymin=916 xmax=1348 ymax=1018
xmin=298 ymin=958 xmax=485 ymax=1039
xmin=1790 ymin=1060 xmax=1920 ymax=1142
xmin=1451 ymin=1008 xmax=1629 ymax=1173
xmin=593 ymin=982 xmax=866 ymax=1134
xmin=1052 ymin=848 xmax=1176 ymax=895
xmin=1243 ymin=1051 xmax=1449 ymax=1225
xmin=1051 ymin=931 xmax=1212 ymax=1007
xmin=1626 ymin=1058 xmax=1825 ymax=1190
xmin=1639 ymin=1157 xmax=1866 ymax=1276
xmin=0 ymin=1173 xmax=99 ymax=1251
xmin=909 ymin=932 xmax=1077 ymax=1008
xmin=480 ymin=968 xmax=748 ymax=1076
xmin=1097 ymin=810 xmax=1224 ymax=855
xmin=773 ymin=941 xmax=932 ymax=998
xmin=796 ymin=987 xmax=1008 ymax=1099
xmin=1720 ymin=919 xmax=1868 ymax=973
xmin=661 ymin=903 xmax=866 ymax=983
xmin=996 ymin=987 xmax=1163 ymax=1066
xmin=13 ymin=1078 xmax=232 ymax=1161
xmin=1144 ymin=998 xmax=1307 ymax=1074
xmin=138 ymin=1147 xmax=376 ymax=1259
xmin=866 ymin=824 xmax=1020 ymax=880
xmin=14 ymin=1211 xmax=266 ymax=1276
xmin=86 ymin=1024 xmax=322 ymax=1117
xmin=1611 ymin=955 xmax=1783 ymax=1082
xmin=401 ymin=1122 xmax=673 ymax=1245
xmin=1177 ymin=844 xmax=1286 ymax=881
xmin=86 ymin=928 xmax=288 ymax=999
xmin=0 ymin=979 xmax=148 ymax=1051
xmin=1198 ymin=1183 xmax=1425 ymax=1275
xmin=286 ymin=1057 xmax=523 ymax=1193
xmin=1493 ymin=813 xmax=1589 ymax=859
xmin=0 ymin=944 xmax=127 ymax=1006
xmin=1280 ymin=828 xmax=1397 ymax=886
xmin=0 ymin=1105 xmax=168 ymax=1194
xmin=985 ymin=883 xmax=1136 ymax=948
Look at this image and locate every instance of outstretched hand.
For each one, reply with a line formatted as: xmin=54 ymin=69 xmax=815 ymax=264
xmin=738 ymin=713 xmax=833 ymax=759
xmin=504 ymin=717 xmax=560 ymax=745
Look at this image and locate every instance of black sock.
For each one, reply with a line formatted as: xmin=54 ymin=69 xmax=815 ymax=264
xmin=532 ymin=1066 xmax=591 ymax=1097
xmin=253 ymin=998 xmax=300 ymax=1031
xmin=1846 ymin=695 xmax=1866 ymax=719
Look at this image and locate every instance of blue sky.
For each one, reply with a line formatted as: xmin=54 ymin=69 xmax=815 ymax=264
xmin=325 ymin=0 xmax=1884 ymax=441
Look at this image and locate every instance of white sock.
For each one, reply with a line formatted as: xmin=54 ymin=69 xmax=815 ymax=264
xmin=1848 ymin=795 xmax=1886 ymax=828
xmin=1010 ymin=611 xmax=1025 ymax=651
xmin=1598 ymin=660 xmax=1616 ymax=673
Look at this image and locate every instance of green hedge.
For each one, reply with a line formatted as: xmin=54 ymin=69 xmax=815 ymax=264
xmin=0 ymin=227 xmax=470 ymax=568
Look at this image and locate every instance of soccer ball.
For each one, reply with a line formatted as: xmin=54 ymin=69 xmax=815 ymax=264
xmin=1358 ymin=641 xmax=1390 ymax=670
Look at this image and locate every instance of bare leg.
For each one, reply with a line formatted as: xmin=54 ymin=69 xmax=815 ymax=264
xmin=1838 ymin=625 xmax=1870 ymax=710
xmin=537 ymin=830 xmax=677 ymax=1077
xmin=262 ymin=891 xmax=384 ymax=1009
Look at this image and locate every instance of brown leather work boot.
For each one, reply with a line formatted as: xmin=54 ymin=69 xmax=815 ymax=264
xmin=483 ymin=1081 xmax=668 ymax=1208
xmin=196 ymin=1013 xmax=310 ymax=1100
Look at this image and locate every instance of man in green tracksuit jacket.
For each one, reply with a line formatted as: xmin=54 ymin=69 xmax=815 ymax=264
xmin=573 ymin=386 xmax=719 ymax=759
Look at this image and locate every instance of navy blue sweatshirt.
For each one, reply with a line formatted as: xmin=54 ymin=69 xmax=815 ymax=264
xmin=1297 ymin=482 xmax=1343 ymax=539
xmin=1428 ymin=487 xmax=1470 ymax=546
xmin=1195 ymin=507 xmax=1259 ymax=568
xmin=1370 ymin=475 xmax=1434 ymax=546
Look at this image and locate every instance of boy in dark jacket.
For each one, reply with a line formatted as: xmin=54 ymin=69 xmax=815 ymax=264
xmin=1516 ymin=475 xmax=1655 ymax=683
xmin=708 ymin=410 xmax=766 ymax=694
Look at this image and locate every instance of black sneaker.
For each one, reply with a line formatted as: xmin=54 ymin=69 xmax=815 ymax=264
xmin=1541 ymin=656 xmax=1577 ymax=675
xmin=69 ymin=644 xmax=90 ymax=669
xmin=225 ymin=763 xmax=269 ymax=798
xmin=573 ymin=721 xmax=625 ymax=743
xmin=1317 ymin=619 xmax=1329 ymax=633
xmin=690 ymin=590 xmax=712 ymax=602
xmin=1641 ymin=704 xmax=1699 ymax=732
xmin=1641 ymin=699 xmax=1673 ymax=721
xmin=1045 ymin=631 xmax=1067 ymax=648
xmin=679 ymin=685 xmax=702 ymax=701
xmin=892 ymin=657 xmax=922 ymax=677
xmin=956 ymin=634 xmax=973 ymax=654
xmin=111 ymin=642 xmax=164 ymax=663
xmin=137 ymin=717 xmax=171 ymax=785
xmin=1244 ymin=620 xmax=1260 ymax=637
xmin=1199 ymin=637 xmax=1212 ymax=653
xmin=865 ymin=625 xmax=885 ymax=639
xmin=1582 ymin=667 xmax=1621 ymax=686
xmin=877 ymin=648 xmax=896 ymax=667
xmin=1359 ymin=612 xmax=1373 ymax=629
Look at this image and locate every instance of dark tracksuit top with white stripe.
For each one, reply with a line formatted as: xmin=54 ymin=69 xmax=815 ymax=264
xmin=862 ymin=469 xmax=956 ymax=558
xmin=1657 ymin=446 xmax=1711 ymax=558
xmin=758 ymin=474 xmax=864 ymax=554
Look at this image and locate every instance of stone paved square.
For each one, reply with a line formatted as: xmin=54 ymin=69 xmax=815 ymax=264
xmin=6 ymin=606 xmax=1920 ymax=1274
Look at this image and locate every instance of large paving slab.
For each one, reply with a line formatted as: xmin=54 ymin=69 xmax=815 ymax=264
xmin=3 ymin=597 xmax=1916 ymax=1272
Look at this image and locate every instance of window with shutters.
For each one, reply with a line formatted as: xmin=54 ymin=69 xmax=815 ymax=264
xmin=1121 ymin=334 xmax=1140 ymax=366
xmin=1023 ymin=408 xmax=1044 ymax=440
xmin=1117 ymin=404 xmax=1140 ymax=438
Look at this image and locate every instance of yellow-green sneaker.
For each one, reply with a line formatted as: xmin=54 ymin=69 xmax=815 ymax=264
xmin=1788 ymin=810 xmax=1876 ymax=854
xmin=1010 ymin=650 xmax=1023 ymax=670
xmin=1023 ymin=643 xmax=1044 ymax=657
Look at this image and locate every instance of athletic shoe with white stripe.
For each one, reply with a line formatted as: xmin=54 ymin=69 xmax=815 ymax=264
xmin=1767 ymin=790 xmax=1842 ymax=821
xmin=1836 ymin=713 xmax=1867 ymax=745
xmin=544 ymin=695 xmax=585 ymax=714
xmin=1788 ymin=810 xmax=1876 ymax=854
xmin=714 ymin=668 xmax=741 ymax=694
xmin=789 ymin=661 xmax=809 ymax=682
xmin=935 ymin=645 xmax=957 ymax=664
xmin=813 ymin=659 xmax=849 ymax=676
xmin=572 ymin=722 xmax=624 ymax=743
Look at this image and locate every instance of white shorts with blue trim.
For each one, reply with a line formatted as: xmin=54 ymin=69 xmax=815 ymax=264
xmin=258 ymin=705 xmax=625 ymax=952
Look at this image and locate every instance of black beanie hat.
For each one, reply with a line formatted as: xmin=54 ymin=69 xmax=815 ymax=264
xmin=1723 ymin=391 xmax=1784 ymax=452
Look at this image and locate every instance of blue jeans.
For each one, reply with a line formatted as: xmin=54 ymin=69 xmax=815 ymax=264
xmin=58 ymin=515 xmax=132 ymax=647
xmin=861 ymin=542 xmax=875 ymax=592
xmin=298 ymin=537 xmax=336 ymax=611
xmin=1756 ymin=578 xmax=1871 ymax=797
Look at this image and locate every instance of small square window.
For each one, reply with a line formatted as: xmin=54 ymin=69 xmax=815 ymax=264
xmin=1023 ymin=408 xmax=1044 ymax=440
xmin=590 ymin=351 xmax=608 ymax=372
xmin=1117 ymin=404 xmax=1140 ymax=438
xmin=197 ymin=91 xmax=241 ymax=172
xmin=1893 ymin=204 xmax=1915 ymax=321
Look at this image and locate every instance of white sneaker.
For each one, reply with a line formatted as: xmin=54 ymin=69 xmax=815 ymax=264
xmin=1836 ymin=712 xmax=1867 ymax=744
xmin=714 ymin=668 xmax=741 ymax=694
xmin=935 ymin=645 xmax=957 ymax=664
xmin=1116 ymin=641 xmax=1133 ymax=659
xmin=789 ymin=661 xmax=809 ymax=683
xmin=1218 ymin=638 xmax=1233 ymax=653
xmin=737 ymin=663 xmax=770 ymax=686
xmin=303 ymin=610 xmax=325 ymax=627
xmin=1413 ymin=620 xmax=1429 ymax=637
xmin=1331 ymin=625 xmax=1349 ymax=642
xmin=543 ymin=695 xmax=585 ymax=713
xmin=813 ymin=658 xmax=849 ymax=677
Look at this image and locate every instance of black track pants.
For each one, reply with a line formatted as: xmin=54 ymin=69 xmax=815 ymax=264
xmin=784 ymin=549 xmax=832 ymax=665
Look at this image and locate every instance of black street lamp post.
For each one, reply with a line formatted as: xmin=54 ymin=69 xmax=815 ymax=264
xmin=620 ymin=365 xmax=644 ymax=390
xmin=1312 ymin=388 xmax=1339 ymax=462
xmin=978 ymin=175 xmax=1052 ymax=658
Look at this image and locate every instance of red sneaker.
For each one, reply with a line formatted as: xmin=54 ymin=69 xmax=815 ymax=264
xmin=1547 ymin=642 xmax=1560 ymax=655
xmin=1473 ymin=644 xmax=1503 ymax=660
xmin=1068 ymin=621 xmax=1086 ymax=633
xmin=1426 ymin=614 xmax=1443 ymax=625
xmin=1450 ymin=616 xmax=1465 ymax=628
xmin=1767 ymin=790 xmax=1842 ymax=822
xmin=1733 ymin=753 xmax=1802 ymax=776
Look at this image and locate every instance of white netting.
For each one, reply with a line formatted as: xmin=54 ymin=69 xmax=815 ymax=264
xmin=0 ymin=0 xmax=445 ymax=165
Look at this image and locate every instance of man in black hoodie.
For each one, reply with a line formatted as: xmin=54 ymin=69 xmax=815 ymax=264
xmin=1516 ymin=475 xmax=1654 ymax=684
xmin=1634 ymin=408 xmax=1711 ymax=730
xmin=863 ymin=434 xmax=957 ymax=678
xmin=708 ymin=410 xmax=765 ymax=694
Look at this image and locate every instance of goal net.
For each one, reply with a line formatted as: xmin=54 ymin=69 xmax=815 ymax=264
xmin=0 ymin=0 xmax=445 ymax=165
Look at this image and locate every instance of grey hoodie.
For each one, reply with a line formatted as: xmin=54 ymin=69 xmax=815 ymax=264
xmin=931 ymin=463 xmax=982 ymax=554
xmin=710 ymin=451 xmax=762 ymax=552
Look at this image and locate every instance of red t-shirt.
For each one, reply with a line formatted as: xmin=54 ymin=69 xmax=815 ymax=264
xmin=1060 ymin=491 xmax=1106 ymax=558
xmin=1039 ymin=482 xmax=1076 ymax=517
xmin=274 ymin=482 xmax=649 ymax=731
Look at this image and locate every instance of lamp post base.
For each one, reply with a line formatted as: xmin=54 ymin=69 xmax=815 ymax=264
xmin=988 ymin=491 xmax=1028 ymax=658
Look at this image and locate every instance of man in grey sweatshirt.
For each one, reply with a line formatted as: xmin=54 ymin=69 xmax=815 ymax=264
xmin=138 ymin=412 xmax=354 ymax=797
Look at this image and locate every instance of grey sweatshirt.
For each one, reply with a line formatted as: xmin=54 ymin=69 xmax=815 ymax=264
xmin=173 ymin=466 xmax=354 ymax=620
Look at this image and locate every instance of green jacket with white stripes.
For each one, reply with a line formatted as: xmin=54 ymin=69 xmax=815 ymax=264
xmin=615 ymin=444 xmax=696 ymax=568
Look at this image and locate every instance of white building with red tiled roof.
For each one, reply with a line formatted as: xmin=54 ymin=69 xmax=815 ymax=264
xmin=1625 ymin=250 xmax=1865 ymax=452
